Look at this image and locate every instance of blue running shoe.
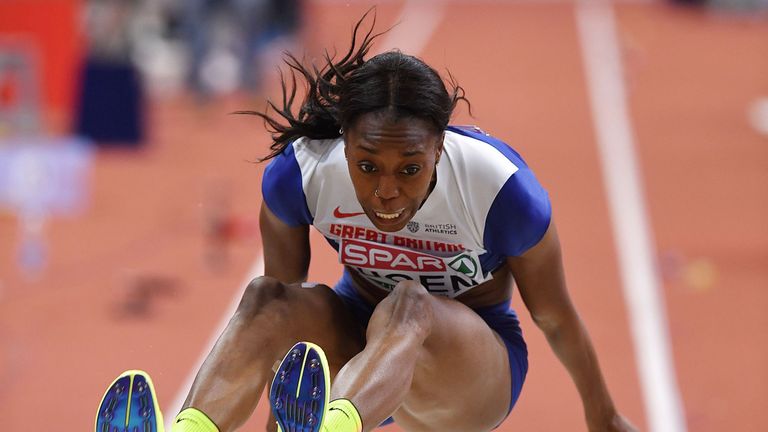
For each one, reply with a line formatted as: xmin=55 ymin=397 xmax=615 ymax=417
xmin=95 ymin=370 xmax=164 ymax=432
xmin=269 ymin=342 xmax=331 ymax=432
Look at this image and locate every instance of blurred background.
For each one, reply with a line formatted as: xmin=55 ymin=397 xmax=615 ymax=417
xmin=0 ymin=0 xmax=766 ymax=430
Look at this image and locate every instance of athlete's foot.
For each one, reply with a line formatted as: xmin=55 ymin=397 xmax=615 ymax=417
xmin=95 ymin=370 xmax=165 ymax=432
xmin=270 ymin=342 xmax=331 ymax=432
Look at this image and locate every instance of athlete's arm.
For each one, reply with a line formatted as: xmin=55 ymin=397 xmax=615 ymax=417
xmin=508 ymin=221 xmax=637 ymax=432
xmin=260 ymin=202 xmax=311 ymax=283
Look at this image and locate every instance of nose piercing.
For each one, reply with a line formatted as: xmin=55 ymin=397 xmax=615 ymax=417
xmin=374 ymin=189 xmax=381 ymax=198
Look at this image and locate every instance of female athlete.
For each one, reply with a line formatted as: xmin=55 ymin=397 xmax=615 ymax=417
xmin=96 ymin=11 xmax=638 ymax=432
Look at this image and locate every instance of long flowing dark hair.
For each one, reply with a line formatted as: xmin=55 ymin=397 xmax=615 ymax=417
xmin=236 ymin=9 xmax=470 ymax=161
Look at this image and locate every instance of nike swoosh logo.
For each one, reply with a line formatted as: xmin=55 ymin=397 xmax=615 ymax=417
xmin=333 ymin=206 xmax=365 ymax=218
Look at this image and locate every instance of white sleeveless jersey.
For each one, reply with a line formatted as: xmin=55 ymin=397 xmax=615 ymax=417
xmin=262 ymin=126 xmax=551 ymax=298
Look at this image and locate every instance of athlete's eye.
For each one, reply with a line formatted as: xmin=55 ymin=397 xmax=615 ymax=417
xmin=401 ymin=165 xmax=421 ymax=176
xmin=358 ymin=162 xmax=376 ymax=173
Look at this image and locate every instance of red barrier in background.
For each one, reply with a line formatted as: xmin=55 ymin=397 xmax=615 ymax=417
xmin=0 ymin=0 xmax=83 ymax=113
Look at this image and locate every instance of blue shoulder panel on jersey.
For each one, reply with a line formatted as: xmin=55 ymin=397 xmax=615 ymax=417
xmin=448 ymin=126 xmax=551 ymax=259
xmin=485 ymin=169 xmax=552 ymax=258
xmin=262 ymin=143 xmax=313 ymax=226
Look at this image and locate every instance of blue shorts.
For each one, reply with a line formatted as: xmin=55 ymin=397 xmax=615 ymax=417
xmin=333 ymin=271 xmax=528 ymax=427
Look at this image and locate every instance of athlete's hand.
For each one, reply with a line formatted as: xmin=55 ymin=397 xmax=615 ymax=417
xmin=588 ymin=412 xmax=639 ymax=432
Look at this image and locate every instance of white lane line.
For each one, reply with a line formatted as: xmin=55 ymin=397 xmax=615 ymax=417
xmin=163 ymin=253 xmax=264 ymax=429
xmin=575 ymin=1 xmax=686 ymax=431
xmin=373 ymin=0 xmax=445 ymax=56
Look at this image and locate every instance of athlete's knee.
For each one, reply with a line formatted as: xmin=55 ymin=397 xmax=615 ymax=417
xmin=375 ymin=280 xmax=435 ymax=340
xmin=390 ymin=279 xmax=430 ymax=298
xmin=235 ymin=276 xmax=289 ymax=319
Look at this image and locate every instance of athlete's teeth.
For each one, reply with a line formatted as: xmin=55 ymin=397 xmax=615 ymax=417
xmin=376 ymin=211 xmax=401 ymax=219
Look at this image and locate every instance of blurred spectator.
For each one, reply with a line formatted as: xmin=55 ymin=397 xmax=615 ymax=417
xmin=74 ymin=0 xmax=146 ymax=147
xmin=671 ymin=0 xmax=768 ymax=12
xmin=710 ymin=0 xmax=768 ymax=11
xmin=0 ymin=39 xmax=41 ymax=137
xmin=179 ymin=0 xmax=304 ymax=100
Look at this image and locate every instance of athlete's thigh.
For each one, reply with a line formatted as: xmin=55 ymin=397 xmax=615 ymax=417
xmin=395 ymin=297 xmax=511 ymax=431
xmin=269 ymin=282 xmax=366 ymax=376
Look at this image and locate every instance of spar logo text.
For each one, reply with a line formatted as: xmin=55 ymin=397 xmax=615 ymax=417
xmin=340 ymin=238 xmax=446 ymax=271
xmin=338 ymin=238 xmax=486 ymax=296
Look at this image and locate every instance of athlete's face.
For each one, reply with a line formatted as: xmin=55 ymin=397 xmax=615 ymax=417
xmin=344 ymin=112 xmax=443 ymax=233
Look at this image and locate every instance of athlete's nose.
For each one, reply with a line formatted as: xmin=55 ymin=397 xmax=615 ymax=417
xmin=376 ymin=175 xmax=399 ymax=200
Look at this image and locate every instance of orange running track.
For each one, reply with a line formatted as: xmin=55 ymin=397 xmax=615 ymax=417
xmin=0 ymin=1 xmax=766 ymax=431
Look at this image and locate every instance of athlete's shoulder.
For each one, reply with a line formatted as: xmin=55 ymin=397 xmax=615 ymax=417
xmin=442 ymin=126 xmax=551 ymax=256
xmin=266 ymin=136 xmax=342 ymax=168
xmin=442 ymin=126 xmax=529 ymax=197
xmin=445 ymin=125 xmax=529 ymax=168
xmin=262 ymin=137 xmax=343 ymax=227
xmin=264 ymin=136 xmax=343 ymax=179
